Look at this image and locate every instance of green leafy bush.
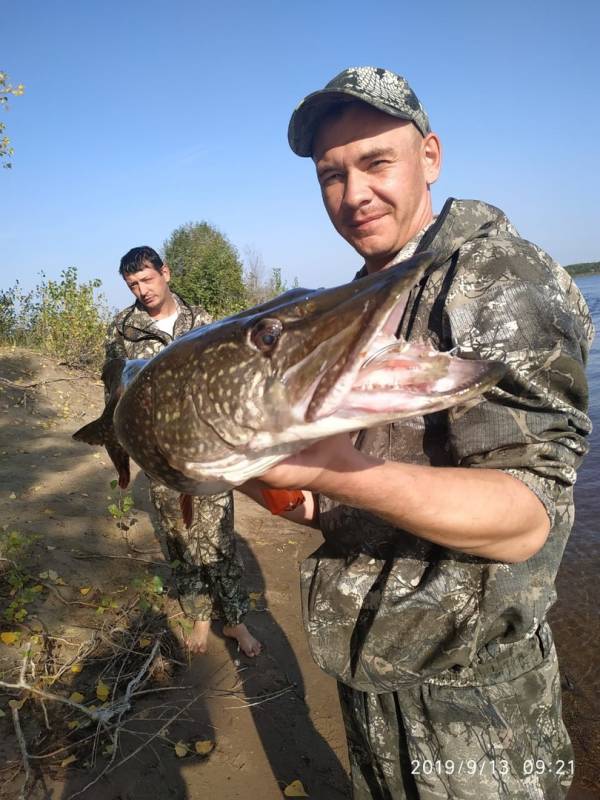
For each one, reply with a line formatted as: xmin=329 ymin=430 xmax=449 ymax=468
xmin=0 ymin=267 xmax=112 ymax=370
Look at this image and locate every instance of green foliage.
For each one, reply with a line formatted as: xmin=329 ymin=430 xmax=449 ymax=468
xmin=0 ymin=530 xmax=43 ymax=623
xmin=0 ymin=267 xmax=112 ymax=369
xmin=164 ymin=221 xmax=248 ymax=317
xmin=565 ymin=261 xmax=600 ymax=276
xmin=132 ymin=573 xmax=164 ymax=612
xmin=1 ymin=70 xmax=24 ymax=168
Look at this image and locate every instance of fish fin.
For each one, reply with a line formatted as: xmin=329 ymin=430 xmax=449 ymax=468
xmin=107 ymin=444 xmax=130 ymax=489
xmin=261 ymin=488 xmax=305 ymax=515
xmin=179 ymin=493 xmax=193 ymax=529
xmin=72 ymin=418 xmax=107 ymax=445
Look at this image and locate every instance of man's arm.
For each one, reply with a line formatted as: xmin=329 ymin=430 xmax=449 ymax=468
xmin=252 ymin=434 xmax=550 ymax=563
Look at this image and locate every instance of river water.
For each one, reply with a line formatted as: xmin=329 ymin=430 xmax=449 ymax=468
xmin=550 ymin=273 xmax=600 ymax=793
xmin=572 ymin=274 xmax=600 ymax=538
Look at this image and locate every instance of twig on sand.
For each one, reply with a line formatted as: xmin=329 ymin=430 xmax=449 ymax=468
xmin=0 ymin=376 xmax=97 ymax=392
xmin=63 ymin=659 xmax=230 ymax=800
xmin=6 ymin=648 xmax=35 ymax=799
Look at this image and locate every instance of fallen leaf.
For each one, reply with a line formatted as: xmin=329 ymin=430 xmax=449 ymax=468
xmin=174 ymin=741 xmax=188 ymax=758
xmin=284 ymin=780 xmax=308 ymax=797
xmin=95 ymin=681 xmax=110 ymax=702
xmin=42 ymin=508 xmax=56 ymax=515
xmin=194 ymin=740 xmax=214 ymax=756
xmin=1 ymin=632 xmax=20 ymax=646
xmin=54 ymin=577 xmax=67 ymax=586
xmin=138 ymin=637 xmax=151 ymax=648
xmin=38 ymin=571 xmax=49 ymax=579
xmin=69 ymin=691 xmax=85 ymax=704
xmin=70 ymin=664 xmax=83 ymax=674
xmin=248 ymin=592 xmax=262 ymax=601
xmin=9 ymin=492 xmax=16 ymax=499
xmin=93 ymin=453 xmax=101 ymax=459
xmin=8 ymin=698 xmax=26 ymax=710
xmin=79 ymin=587 xmax=92 ymax=596
xmin=32 ymin=584 xmax=44 ymax=593
xmin=67 ymin=720 xmax=79 ymax=730
xmin=60 ymin=754 xmax=77 ymax=768
xmin=47 ymin=570 xmax=58 ymax=582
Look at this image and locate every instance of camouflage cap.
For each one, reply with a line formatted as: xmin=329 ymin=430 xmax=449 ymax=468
xmin=288 ymin=66 xmax=431 ymax=157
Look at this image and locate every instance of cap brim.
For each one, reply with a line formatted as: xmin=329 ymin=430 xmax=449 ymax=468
xmin=287 ymin=87 xmax=414 ymax=157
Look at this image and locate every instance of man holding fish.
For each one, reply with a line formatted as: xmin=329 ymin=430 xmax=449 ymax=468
xmin=246 ymin=67 xmax=594 ymax=798
xmin=73 ymin=67 xmax=595 ymax=799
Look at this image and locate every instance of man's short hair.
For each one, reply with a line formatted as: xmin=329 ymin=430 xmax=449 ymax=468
xmin=119 ymin=246 xmax=164 ymax=277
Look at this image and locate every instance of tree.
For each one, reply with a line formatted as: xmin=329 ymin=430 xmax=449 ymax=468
xmin=1 ymin=71 xmax=24 ymax=168
xmin=243 ymin=247 xmax=297 ymax=307
xmin=163 ymin=222 xmax=247 ymax=318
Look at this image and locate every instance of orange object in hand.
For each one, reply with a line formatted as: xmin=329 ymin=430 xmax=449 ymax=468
xmin=261 ymin=488 xmax=305 ymax=516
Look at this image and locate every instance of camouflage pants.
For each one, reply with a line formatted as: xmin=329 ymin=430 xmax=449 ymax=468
xmin=149 ymin=483 xmax=249 ymax=626
xmin=338 ymin=644 xmax=573 ymax=800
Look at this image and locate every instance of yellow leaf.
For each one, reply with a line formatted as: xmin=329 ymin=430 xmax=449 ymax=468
xmin=60 ymin=754 xmax=77 ymax=768
xmin=43 ymin=508 xmax=55 ymax=515
xmin=67 ymin=720 xmax=79 ymax=730
xmin=79 ymin=587 xmax=91 ymax=596
xmin=32 ymin=584 xmax=44 ymax=593
xmin=95 ymin=681 xmax=110 ymax=702
xmin=54 ymin=577 xmax=67 ymax=586
xmin=8 ymin=698 xmax=26 ymax=710
xmin=0 ymin=631 xmax=19 ymax=646
xmin=194 ymin=740 xmax=214 ymax=756
xmin=70 ymin=663 xmax=83 ymax=674
xmin=69 ymin=692 xmax=85 ymax=704
xmin=284 ymin=780 xmax=308 ymax=797
xmin=174 ymin=741 xmax=188 ymax=758
xmin=138 ymin=637 xmax=151 ymax=648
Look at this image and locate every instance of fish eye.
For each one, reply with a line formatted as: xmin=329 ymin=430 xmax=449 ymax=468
xmin=250 ymin=318 xmax=283 ymax=352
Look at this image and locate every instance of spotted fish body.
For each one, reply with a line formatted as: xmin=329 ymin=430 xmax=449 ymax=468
xmin=74 ymin=252 xmax=505 ymax=495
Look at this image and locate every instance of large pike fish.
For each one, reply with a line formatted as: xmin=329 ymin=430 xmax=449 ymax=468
xmin=74 ymin=253 xmax=504 ymax=500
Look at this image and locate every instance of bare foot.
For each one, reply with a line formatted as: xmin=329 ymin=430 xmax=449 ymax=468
xmin=183 ymin=619 xmax=210 ymax=654
xmin=223 ymin=623 xmax=262 ymax=657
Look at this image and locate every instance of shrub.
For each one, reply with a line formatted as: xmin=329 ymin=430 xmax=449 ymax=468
xmin=0 ymin=267 xmax=112 ymax=370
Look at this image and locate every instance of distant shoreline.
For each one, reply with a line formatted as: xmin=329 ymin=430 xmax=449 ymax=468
xmin=566 ymin=262 xmax=600 ymax=277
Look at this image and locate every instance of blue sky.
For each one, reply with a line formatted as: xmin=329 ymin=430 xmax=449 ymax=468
xmin=2 ymin=0 xmax=599 ymax=310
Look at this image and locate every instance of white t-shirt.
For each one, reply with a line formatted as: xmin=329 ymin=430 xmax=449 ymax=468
xmin=153 ymin=310 xmax=178 ymax=336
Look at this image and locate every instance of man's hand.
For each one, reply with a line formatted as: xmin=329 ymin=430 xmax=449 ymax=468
xmin=257 ymin=433 xmax=372 ymax=492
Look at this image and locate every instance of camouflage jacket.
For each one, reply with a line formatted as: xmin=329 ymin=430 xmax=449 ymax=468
xmin=105 ymin=293 xmax=212 ymax=362
xmin=302 ymin=198 xmax=595 ymax=691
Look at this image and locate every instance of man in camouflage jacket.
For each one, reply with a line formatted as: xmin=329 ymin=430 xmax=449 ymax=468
xmin=251 ymin=68 xmax=594 ymax=798
xmin=105 ymin=246 xmax=261 ymax=657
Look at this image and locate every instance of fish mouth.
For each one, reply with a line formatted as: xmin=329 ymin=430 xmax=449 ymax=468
xmin=277 ymin=253 xmax=506 ymax=428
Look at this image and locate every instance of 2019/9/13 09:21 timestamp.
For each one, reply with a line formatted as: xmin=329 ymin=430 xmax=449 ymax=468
xmin=410 ymin=758 xmax=575 ymax=777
